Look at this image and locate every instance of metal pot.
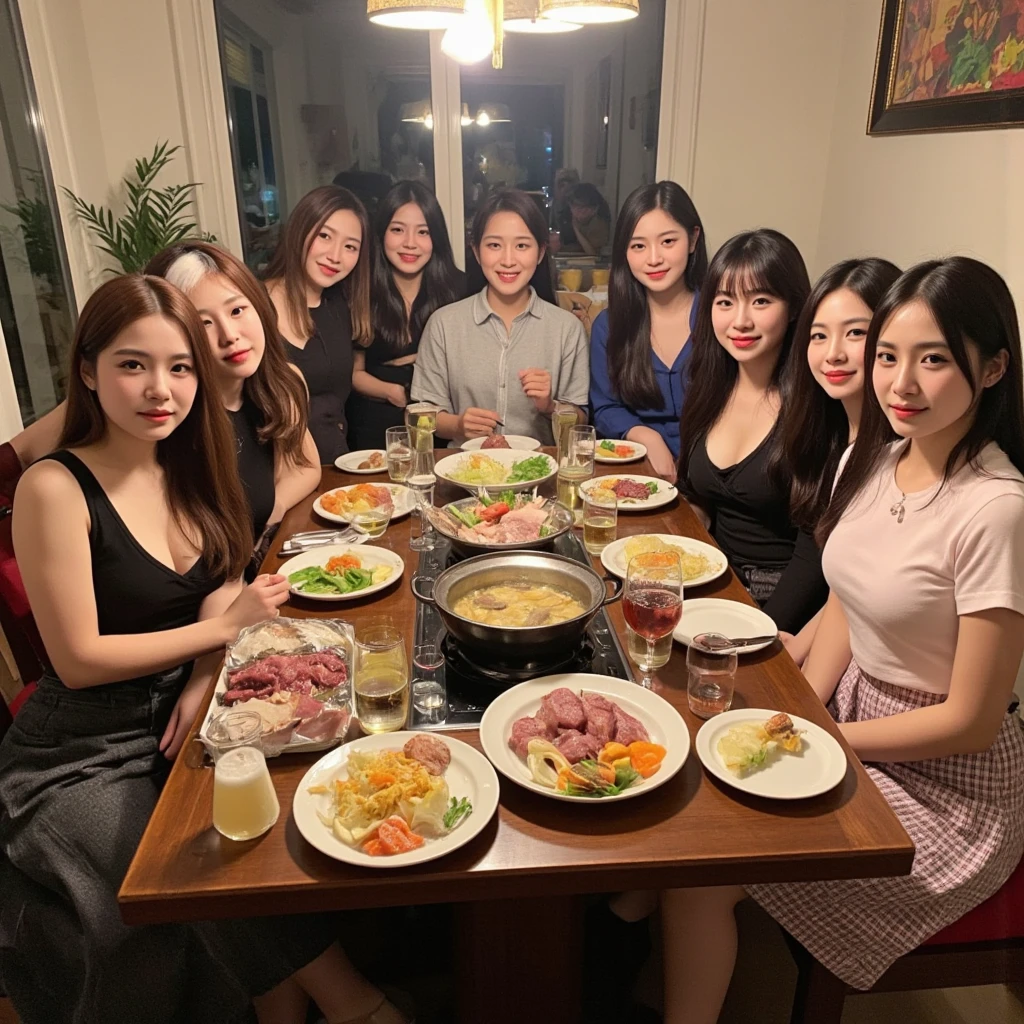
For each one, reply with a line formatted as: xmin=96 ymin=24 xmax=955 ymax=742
xmin=410 ymin=551 xmax=622 ymax=661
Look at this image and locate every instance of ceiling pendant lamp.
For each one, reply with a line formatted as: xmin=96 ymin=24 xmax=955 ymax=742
xmin=539 ymin=0 xmax=638 ymax=25
xmin=367 ymin=1 xmax=465 ymax=30
xmin=441 ymin=0 xmax=496 ymax=64
xmin=504 ymin=0 xmax=581 ymax=32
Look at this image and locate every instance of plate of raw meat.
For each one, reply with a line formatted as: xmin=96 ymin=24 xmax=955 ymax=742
xmin=479 ymin=674 xmax=690 ymax=802
xmin=581 ymin=476 xmax=678 ymax=511
xmin=461 ymin=434 xmax=541 ymax=451
xmin=425 ymin=495 xmax=573 ymax=555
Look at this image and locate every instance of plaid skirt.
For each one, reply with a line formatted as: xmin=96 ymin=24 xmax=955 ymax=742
xmin=747 ymin=660 xmax=1024 ymax=990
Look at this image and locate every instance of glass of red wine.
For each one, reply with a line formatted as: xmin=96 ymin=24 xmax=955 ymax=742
xmin=622 ymin=552 xmax=683 ymax=688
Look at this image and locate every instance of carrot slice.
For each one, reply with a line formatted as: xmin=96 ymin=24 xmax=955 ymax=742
xmin=362 ymin=838 xmax=386 ymax=856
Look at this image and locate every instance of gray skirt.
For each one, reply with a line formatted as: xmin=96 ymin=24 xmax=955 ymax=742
xmin=0 ymin=671 xmax=337 ymax=1024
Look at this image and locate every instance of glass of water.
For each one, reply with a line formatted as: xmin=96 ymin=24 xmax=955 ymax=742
xmin=385 ymin=427 xmax=413 ymax=483
xmin=354 ymin=625 xmax=409 ymax=733
xmin=411 ymin=644 xmax=446 ymax=725
xmin=686 ymin=643 xmax=738 ymax=719
xmin=407 ymin=449 xmax=436 ymax=552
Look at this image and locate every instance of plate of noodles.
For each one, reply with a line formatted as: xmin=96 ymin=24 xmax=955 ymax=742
xmin=600 ymin=534 xmax=727 ymax=587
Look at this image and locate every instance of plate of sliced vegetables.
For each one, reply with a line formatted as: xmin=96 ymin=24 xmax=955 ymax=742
xmin=595 ymin=440 xmax=647 ymax=463
xmin=434 ymin=449 xmax=557 ymax=496
xmin=280 ymin=545 xmax=405 ymax=602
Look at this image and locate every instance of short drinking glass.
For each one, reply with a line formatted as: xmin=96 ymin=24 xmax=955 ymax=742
xmin=582 ymin=489 xmax=617 ymax=555
xmin=207 ymin=710 xmax=280 ymax=841
xmin=622 ymin=552 xmax=683 ymax=689
xmin=686 ymin=643 xmax=738 ymax=719
xmin=350 ymin=503 xmax=392 ymax=538
xmin=385 ymin=427 xmax=413 ymax=483
xmin=354 ymin=625 xmax=409 ymax=733
xmin=411 ymin=644 xmax=447 ymax=725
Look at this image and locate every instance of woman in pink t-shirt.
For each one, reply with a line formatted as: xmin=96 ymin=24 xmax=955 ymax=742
xmin=660 ymin=257 xmax=1024 ymax=1021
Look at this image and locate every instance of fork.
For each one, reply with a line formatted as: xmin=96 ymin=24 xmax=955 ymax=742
xmin=279 ymin=527 xmax=360 ymax=553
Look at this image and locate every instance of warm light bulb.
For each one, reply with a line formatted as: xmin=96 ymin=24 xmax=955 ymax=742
xmin=440 ymin=0 xmax=494 ymax=64
xmin=476 ymin=110 xmax=491 ymax=127
xmin=424 ymin=113 xmax=434 ymax=129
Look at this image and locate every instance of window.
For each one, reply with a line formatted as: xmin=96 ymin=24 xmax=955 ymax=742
xmin=0 ymin=0 xmax=76 ymax=432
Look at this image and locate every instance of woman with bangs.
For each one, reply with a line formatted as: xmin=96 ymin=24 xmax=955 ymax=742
xmin=0 ymin=275 xmax=411 ymax=1024
xmin=661 ymin=257 xmax=1024 ymax=1024
xmin=677 ymin=229 xmax=824 ymax=633
xmin=265 ymin=185 xmax=372 ymax=463
xmin=347 ymin=180 xmax=465 ymax=450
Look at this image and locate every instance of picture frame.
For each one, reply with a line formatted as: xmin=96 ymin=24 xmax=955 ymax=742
xmin=868 ymin=0 xmax=1024 ymax=135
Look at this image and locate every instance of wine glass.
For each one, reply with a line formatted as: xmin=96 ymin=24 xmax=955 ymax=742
xmin=622 ymin=552 xmax=683 ymax=689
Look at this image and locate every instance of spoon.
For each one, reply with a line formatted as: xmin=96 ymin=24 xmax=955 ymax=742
xmin=692 ymin=631 xmax=778 ymax=653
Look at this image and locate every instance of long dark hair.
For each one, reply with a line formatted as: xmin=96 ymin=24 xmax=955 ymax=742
xmin=677 ymin=229 xmax=810 ymax=488
xmin=818 ymin=256 xmax=1024 ymax=543
xmin=371 ymin=180 xmax=462 ymax=355
xmin=782 ymin=258 xmax=902 ymax=528
xmin=264 ymin=185 xmax=371 ymax=343
xmin=468 ymin=188 xmax=557 ymax=302
xmin=606 ymin=181 xmax=708 ymax=410
xmin=145 ymin=241 xmax=313 ymax=469
xmin=60 ymin=275 xmax=251 ymax=579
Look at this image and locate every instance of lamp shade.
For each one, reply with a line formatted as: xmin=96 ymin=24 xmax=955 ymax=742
xmin=539 ymin=0 xmax=638 ymax=24
xmin=367 ymin=1 xmax=465 ymax=30
xmin=504 ymin=0 xmax=582 ymax=32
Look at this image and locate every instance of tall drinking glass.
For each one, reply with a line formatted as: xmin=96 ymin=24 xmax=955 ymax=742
xmin=207 ymin=710 xmax=280 ymax=841
xmin=557 ymin=424 xmax=596 ymax=525
xmin=582 ymin=488 xmax=617 ymax=555
xmin=385 ymin=427 xmax=413 ymax=483
xmin=551 ymin=401 xmax=578 ymax=467
xmin=407 ymin=448 xmax=436 ymax=552
xmin=354 ymin=625 xmax=410 ymax=733
xmin=405 ymin=402 xmax=439 ymax=453
xmin=622 ymin=552 xmax=684 ymax=689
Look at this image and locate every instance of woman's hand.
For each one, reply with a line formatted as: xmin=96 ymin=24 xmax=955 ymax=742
xmin=386 ymin=383 xmax=408 ymax=408
xmin=459 ymin=407 xmax=501 ymax=438
xmin=644 ymin=437 xmax=677 ymax=483
xmin=220 ymin=573 xmax=290 ymax=640
xmin=159 ymin=676 xmax=210 ymax=760
xmin=519 ymin=368 xmax=554 ymax=415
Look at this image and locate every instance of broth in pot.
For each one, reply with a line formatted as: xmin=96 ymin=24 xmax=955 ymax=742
xmin=453 ymin=581 xmax=586 ymax=628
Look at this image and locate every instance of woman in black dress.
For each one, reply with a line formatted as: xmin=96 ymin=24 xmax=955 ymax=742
xmin=347 ymin=181 xmax=465 ymax=451
xmin=265 ymin=186 xmax=372 ymax=464
xmin=0 ymin=275 xmax=409 ymax=1024
xmin=677 ymin=229 xmax=824 ymax=634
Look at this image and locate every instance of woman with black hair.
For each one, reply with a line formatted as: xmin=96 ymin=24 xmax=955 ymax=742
xmin=677 ymin=229 xmax=823 ymax=633
xmin=563 ymin=182 xmax=611 ymax=255
xmin=589 ymin=181 xmax=708 ymax=481
xmin=347 ymin=181 xmax=465 ymax=450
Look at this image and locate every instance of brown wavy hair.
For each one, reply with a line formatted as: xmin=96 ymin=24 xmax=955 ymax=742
xmin=145 ymin=240 xmax=312 ymax=469
xmin=59 ymin=275 xmax=252 ymax=579
xmin=263 ymin=185 xmax=371 ymax=344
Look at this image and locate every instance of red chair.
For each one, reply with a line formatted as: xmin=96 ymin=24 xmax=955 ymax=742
xmin=788 ymin=856 xmax=1024 ymax=1021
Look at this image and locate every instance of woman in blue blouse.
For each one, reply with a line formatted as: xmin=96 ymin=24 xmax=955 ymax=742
xmin=590 ymin=181 xmax=708 ymax=481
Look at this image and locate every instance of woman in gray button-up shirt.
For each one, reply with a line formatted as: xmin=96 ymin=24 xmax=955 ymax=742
xmin=412 ymin=189 xmax=589 ymax=446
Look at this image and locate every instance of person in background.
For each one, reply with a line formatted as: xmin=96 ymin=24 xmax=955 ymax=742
xmin=264 ymin=185 xmax=371 ymax=464
xmin=412 ymin=188 xmax=589 ymax=445
xmin=347 ymin=181 xmax=465 ymax=450
xmin=564 ymin=182 xmax=612 ymax=256
xmin=661 ymin=257 xmax=1024 ymax=1024
xmin=677 ymin=229 xmax=824 ymax=634
xmin=590 ymin=181 xmax=708 ymax=482
xmin=0 ymin=274 xmax=411 ymax=1024
xmin=777 ymin=257 xmax=902 ymax=663
xmin=550 ymin=166 xmax=581 ymax=250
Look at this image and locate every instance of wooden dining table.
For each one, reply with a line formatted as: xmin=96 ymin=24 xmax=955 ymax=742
xmin=120 ymin=450 xmax=913 ymax=1023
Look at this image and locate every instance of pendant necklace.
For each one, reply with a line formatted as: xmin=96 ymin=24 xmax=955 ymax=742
xmin=890 ymin=490 xmax=906 ymax=524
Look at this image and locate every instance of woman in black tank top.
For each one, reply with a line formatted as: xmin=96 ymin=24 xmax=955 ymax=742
xmin=0 ymin=276 xmax=411 ymax=1024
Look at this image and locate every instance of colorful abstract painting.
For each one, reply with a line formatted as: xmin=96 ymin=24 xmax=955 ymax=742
xmin=870 ymin=1 xmax=1024 ymax=132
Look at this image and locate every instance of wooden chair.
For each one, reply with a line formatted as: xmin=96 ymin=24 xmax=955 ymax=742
xmin=788 ymin=856 xmax=1024 ymax=1022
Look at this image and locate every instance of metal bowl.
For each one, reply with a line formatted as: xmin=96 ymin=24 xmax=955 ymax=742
xmin=425 ymin=497 xmax=574 ymax=557
xmin=410 ymin=551 xmax=622 ymax=661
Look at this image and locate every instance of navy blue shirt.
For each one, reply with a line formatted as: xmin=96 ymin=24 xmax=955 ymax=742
xmin=588 ymin=295 xmax=698 ymax=459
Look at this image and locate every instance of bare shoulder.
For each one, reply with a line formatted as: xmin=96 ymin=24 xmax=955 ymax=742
xmin=16 ymin=456 xmax=83 ymax=504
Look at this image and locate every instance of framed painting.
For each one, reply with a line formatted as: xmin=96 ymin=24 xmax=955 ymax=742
xmin=869 ymin=0 xmax=1024 ymax=134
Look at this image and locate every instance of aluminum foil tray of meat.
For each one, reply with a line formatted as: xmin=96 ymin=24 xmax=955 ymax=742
xmin=200 ymin=617 xmax=355 ymax=757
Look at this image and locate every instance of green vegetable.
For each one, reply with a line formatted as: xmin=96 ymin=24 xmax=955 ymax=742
xmin=561 ymin=760 xmax=642 ymax=798
xmin=443 ymin=795 xmax=473 ymax=830
xmin=539 ymin=524 xmax=550 ymax=538
xmin=449 ymin=504 xmax=480 ymax=528
xmin=507 ymin=456 xmax=551 ymax=484
xmin=499 ymin=489 xmax=516 ymax=507
xmin=478 ymin=491 xmax=495 ymax=507
xmin=288 ymin=565 xmax=375 ymax=595
xmin=599 ymin=440 xmax=616 ymax=452
xmin=645 ymin=481 xmax=659 ymax=495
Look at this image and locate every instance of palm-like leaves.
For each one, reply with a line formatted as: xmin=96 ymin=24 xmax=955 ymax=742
xmin=62 ymin=141 xmax=215 ymax=274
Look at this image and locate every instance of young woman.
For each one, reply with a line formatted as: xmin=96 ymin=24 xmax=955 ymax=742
xmin=0 ymin=275 xmax=409 ymax=1024
xmin=778 ymin=257 xmax=901 ymax=663
xmin=563 ymin=182 xmax=612 ymax=256
xmin=264 ymin=185 xmax=371 ymax=464
xmin=677 ymin=229 xmax=822 ymax=633
xmin=347 ymin=180 xmax=465 ymax=450
xmin=661 ymin=256 xmax=1024 ymax=1024
xmin=412 ymin=188 xmax=590 ymax=445
xmin=589 ymin=181 xmax=708 ymax=482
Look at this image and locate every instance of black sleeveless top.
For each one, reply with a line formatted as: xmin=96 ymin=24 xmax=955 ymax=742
xmin=43 ymin=451 xmax=219 ymax=639
xmin=229 ymin=398 xmax=275 ymax=539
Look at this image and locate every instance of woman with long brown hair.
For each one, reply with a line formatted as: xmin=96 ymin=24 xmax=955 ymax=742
xmin=0 ymin=275 xmax=410 ymax=1024
xmin=264 ymin=185 xmax=371 ymax=463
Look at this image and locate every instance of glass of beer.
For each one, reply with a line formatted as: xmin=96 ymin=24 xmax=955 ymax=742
xmin=354 ymin=625 xmax=410 ymax=733
xmin=551 ymin=401 xmax=578 ymax=468
xmin=557 ymin=424 xmax=596 ymax=524
xmin=582 ymin=488 xmax=617 ymax=555
xmin=385 ymin=427 xmax=413 ymax=483
xmin=207 ymin=710 xmax=280 ymax=841
xmin=405 ymin=403 xmax=439 ymax=452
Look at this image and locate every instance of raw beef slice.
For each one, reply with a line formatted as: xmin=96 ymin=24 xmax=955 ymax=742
xmin=583 ymin=693 xmax=616 ymax=744
xmin=612 ymin=703 xmax=650 ymax=745
xmin=540 ymin=688 xmax=587 ymax=730
xmin=510 ymin=717 xmax=552 ymax=759
xmin=554 ymin=730 xmax=600 ymax=764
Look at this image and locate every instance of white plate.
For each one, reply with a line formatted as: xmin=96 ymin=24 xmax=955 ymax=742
xmin=313 ymin=484 xmax=416 ymax=524
xmin=600 ymin=534 xmax=727 ymax=587
xmin=673 ymin=598 xmax=777 ymax=653
xmin=479 ymin=673 xmax=690 ymax=803
xmin=581 ymin=475 xmax=678 ymax=511
xmin=334 ymin=449 xmax=387 ymax=474
xmin=461 ymin=435 xmax=541 ymax=452
xmin=595 ymin=440 xmax=647 ymax=464
xmin=434 ymin=449 xmax=557 ymax=496
xmin=695 ymin=709 xmax=848 ymax=800
xmin=280 ymin=544 xmax=404 ymax=602
xmin=293 ymin=731 xmax=500 ymax=867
